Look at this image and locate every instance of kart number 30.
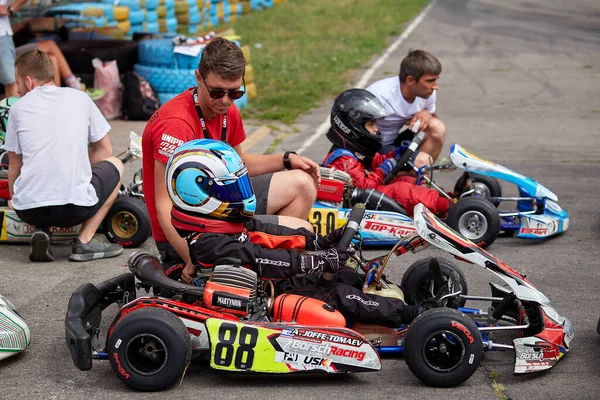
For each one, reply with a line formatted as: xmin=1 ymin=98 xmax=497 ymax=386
xmin=214 ymin=322 xmax=259 ymax=370
xmin=309 ymin=210 xmax=337 ymax=235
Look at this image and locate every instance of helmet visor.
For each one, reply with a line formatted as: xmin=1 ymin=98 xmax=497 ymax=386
xmin=353 ymin=97 xmax=388 ymax=120
xmin=210 ymin=170 xmax=254 ymax=202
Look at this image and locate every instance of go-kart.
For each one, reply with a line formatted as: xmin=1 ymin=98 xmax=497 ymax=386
xmin=309 ymin=131 xmax=569 ymax=247
xmin=64 ymin=203 xmax=572 ymax=391
xmin=0 ymin=294 xmax=30 ymax=361
xmin=0 ymin=132 xmax=150 ymax=248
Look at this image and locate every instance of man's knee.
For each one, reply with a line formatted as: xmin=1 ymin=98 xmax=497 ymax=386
xmin=426 ymin=118 xmax=446 ymax=143
xmin=290 ymin=170 xmax=317 ymax=200
xmin=414 ymin=151 xmax=433 ymax=169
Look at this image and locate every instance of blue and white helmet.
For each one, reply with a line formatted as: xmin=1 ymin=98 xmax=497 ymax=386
xmin=167 ymin=139 xmax=256 ymax=226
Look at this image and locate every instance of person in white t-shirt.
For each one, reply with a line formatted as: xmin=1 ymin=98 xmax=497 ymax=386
xmin=0 ymin=0 xmax=28 ymax=97
xmin=366 ymin=49 xmax=446 ymax=164
xmin=4 ymin=50 xmax=124 ymax=262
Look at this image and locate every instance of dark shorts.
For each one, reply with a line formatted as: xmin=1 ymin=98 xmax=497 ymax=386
xmin=250 ymin=173 xmax=273 ymax=215
xmin=16 ymin=160 xmax=120 ymax=228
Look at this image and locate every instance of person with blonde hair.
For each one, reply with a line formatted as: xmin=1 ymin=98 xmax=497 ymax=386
xmin=4 ymin=50 xmax=123 ymax=262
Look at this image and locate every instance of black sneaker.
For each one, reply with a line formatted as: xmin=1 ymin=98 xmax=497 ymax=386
xmin=69 ymin=237 xmax=123 ymax=262
xmin=29 ymin=229 xmax=54 ymax=262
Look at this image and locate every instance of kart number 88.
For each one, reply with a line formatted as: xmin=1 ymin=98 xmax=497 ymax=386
xmin=214 ymin=322 xmax=258 ymax=370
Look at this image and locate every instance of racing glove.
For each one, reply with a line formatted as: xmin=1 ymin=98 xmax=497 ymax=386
xmin=311 ymin=227 xmax=344 ymax=251
xmin=299 ymin=248 xmax=353 ymax=274
xmin=377 ymin=158 xmax=397 ymax=176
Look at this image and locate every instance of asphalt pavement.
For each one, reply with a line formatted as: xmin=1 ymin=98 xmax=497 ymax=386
xmin=2 ymin=1 xmax=600 ymax=399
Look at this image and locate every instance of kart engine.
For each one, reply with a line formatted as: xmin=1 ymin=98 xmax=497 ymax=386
xmin=317 ymin=167 xmax=352 ymax=206
xmin=203 ymin=265 xmax=259 ymax=317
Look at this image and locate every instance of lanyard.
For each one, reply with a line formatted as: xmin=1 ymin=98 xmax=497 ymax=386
xmin=193 ymin=86 xmax=227 ymax=141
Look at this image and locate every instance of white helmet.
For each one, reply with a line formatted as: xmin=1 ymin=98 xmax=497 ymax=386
xmin=0 ymin=294 xmax=31 ymax=361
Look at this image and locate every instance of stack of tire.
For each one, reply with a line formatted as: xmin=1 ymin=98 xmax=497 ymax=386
xmin=176 ymin=0 xmax=203 ymax=34
xmin=157 ymin=0 xmax=178 ymax=33
xmin=48 ymin=3 xmax=131 ymax=37
xmin=134 ymin=36 xmax=249 ymax=109
xmin=240 ymin=0 xmax=265 ymax=12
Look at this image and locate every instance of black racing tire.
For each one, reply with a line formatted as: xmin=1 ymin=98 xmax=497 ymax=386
xmin=103 ymin=197 xmax=151 ymax=248
xmin=107 ymin=307 xmax=191 ymax=391
xmin=401 ymin=257 xmax=468 ymax=308
xmin=404 ymin=308 xmax=483 ymax=388
xmin=446 ymin=197 xmax=500 ymax=248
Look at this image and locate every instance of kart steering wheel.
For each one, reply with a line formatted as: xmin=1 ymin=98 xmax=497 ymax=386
xmin=336 ymin=203 xmax=366 ymax=249
xmin=382 ymin=131 xmax=426 ymax=185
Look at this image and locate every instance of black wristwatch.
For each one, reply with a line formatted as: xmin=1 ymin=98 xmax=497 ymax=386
xmin=7 ymin=6 xmax=14 ymax=15
xmin=283 ymin=151 xmax=297 ymax=170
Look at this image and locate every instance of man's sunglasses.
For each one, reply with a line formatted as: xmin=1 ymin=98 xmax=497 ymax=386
xmin=200 ymin=73 xmax=246 ymax=100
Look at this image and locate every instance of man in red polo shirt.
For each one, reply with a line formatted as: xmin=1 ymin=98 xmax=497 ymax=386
xmin=142 ymin=37 xmax=319 ymax=284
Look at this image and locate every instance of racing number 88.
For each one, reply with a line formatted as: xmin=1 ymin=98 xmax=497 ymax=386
xmin=311 ymin=210 xmax=336 ymax=234
xmin=214 ymin=323 xmax=258 ymax=369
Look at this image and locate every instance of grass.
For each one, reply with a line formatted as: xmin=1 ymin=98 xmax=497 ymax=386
xmin=221 ymin=0 xmax=429 ymax=123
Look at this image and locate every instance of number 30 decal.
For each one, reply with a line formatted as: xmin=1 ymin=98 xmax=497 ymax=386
xmin=214 ymin=322 xmax=258 ymax=370
xmin=310 ymin=210 xmax=336 ymax=234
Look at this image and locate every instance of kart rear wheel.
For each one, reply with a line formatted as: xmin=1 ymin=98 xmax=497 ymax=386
xmin=103 ymin=197 xmax=151 ymax=248
xmin=404 ymin=308 xmax=482 ymax=388
xmin=454 ymin=173 xmax=502 ymax=207
xmin=107 ymin=307 xmax=191 ymax=391
xmin=401 ymin=257 xmax=468 ymax=308
xmin=446 ymin=197 xmax=500 ymax=248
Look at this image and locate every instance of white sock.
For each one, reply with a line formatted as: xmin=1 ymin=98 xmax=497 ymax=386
xmin=64 ymin=74 xmax=82 ymax=90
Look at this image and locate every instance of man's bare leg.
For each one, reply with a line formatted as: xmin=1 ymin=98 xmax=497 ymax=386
xmin=265 ymin=170 xmax=316 ymax=231
xmin=419 ymin=117 xmax=446 ymax=162
xmin=78 ymin=157 xmax=124 ymax=243
xmin=37 ymin=41 xmax=74 ymax=81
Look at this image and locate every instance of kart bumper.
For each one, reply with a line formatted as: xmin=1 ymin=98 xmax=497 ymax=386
xmin=516 ymin=203 xmax=569 ymax=239
xmin=65 ymin=273 xmax=136 ymax=371
xmin=513 ymin=305 xmax=573 ymax=374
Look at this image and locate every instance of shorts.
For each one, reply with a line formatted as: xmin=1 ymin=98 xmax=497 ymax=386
xmin=0 ymin=35 xmax=16 ymax=85
xmin=16 ymin=160 xmax=120 ymax=228
xmin=15 ymin=42 xmax=39 ymax=59
xmin=250 ymin=173 xmax=273 ymax=214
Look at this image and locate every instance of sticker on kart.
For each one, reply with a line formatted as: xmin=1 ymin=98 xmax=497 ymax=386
xmin=309 ymin=208 xmax=415 ymax=241
xmin=206 ymin=319 xmax=381 ymax=373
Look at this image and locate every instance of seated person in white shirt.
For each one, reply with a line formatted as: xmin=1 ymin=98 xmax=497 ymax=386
xmin=366 ymin=49 xmax=446 ymax=165
xmin=4 ymin=50 xmax=124 ymax=262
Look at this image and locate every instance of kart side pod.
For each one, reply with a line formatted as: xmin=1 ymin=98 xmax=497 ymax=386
xmin=273 ymin=294 xmax=346 ymax=327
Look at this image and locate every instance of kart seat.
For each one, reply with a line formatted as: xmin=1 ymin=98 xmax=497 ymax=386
xmin=127 ymin=251 xmax=205 ymax=298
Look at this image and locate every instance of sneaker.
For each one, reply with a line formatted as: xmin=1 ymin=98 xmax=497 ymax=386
xmin=79 ymin=82 xmax=105 ymax=101
xmin=29 ymin=229 xmax=54 ymax=262
xmin=69 ymin=237 xmax=123 ymax=262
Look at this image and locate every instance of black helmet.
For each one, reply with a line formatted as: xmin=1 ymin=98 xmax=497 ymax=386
xmin=326 ymin=88 xmax=388 ymax=163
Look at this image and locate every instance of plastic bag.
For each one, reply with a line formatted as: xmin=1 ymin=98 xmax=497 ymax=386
xmin=92 ymin=58 xmax=122 ymax=120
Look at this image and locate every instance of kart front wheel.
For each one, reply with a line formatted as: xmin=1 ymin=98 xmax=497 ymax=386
xmin=103 ymin=197 xmax=151 ymax=248
xmin=401 ymin=257 xmax=468 ymax=308
xmin=446 ymin=197 xmax=500 ymax=248
xmin=404 ymin=308 xmax=483 ymax=388
xmin=107 ymin=307 xmax=191 ymax=391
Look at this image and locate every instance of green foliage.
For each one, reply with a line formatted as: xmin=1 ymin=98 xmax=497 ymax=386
xmin=224 ymin=0 xmax=429 ymax=123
